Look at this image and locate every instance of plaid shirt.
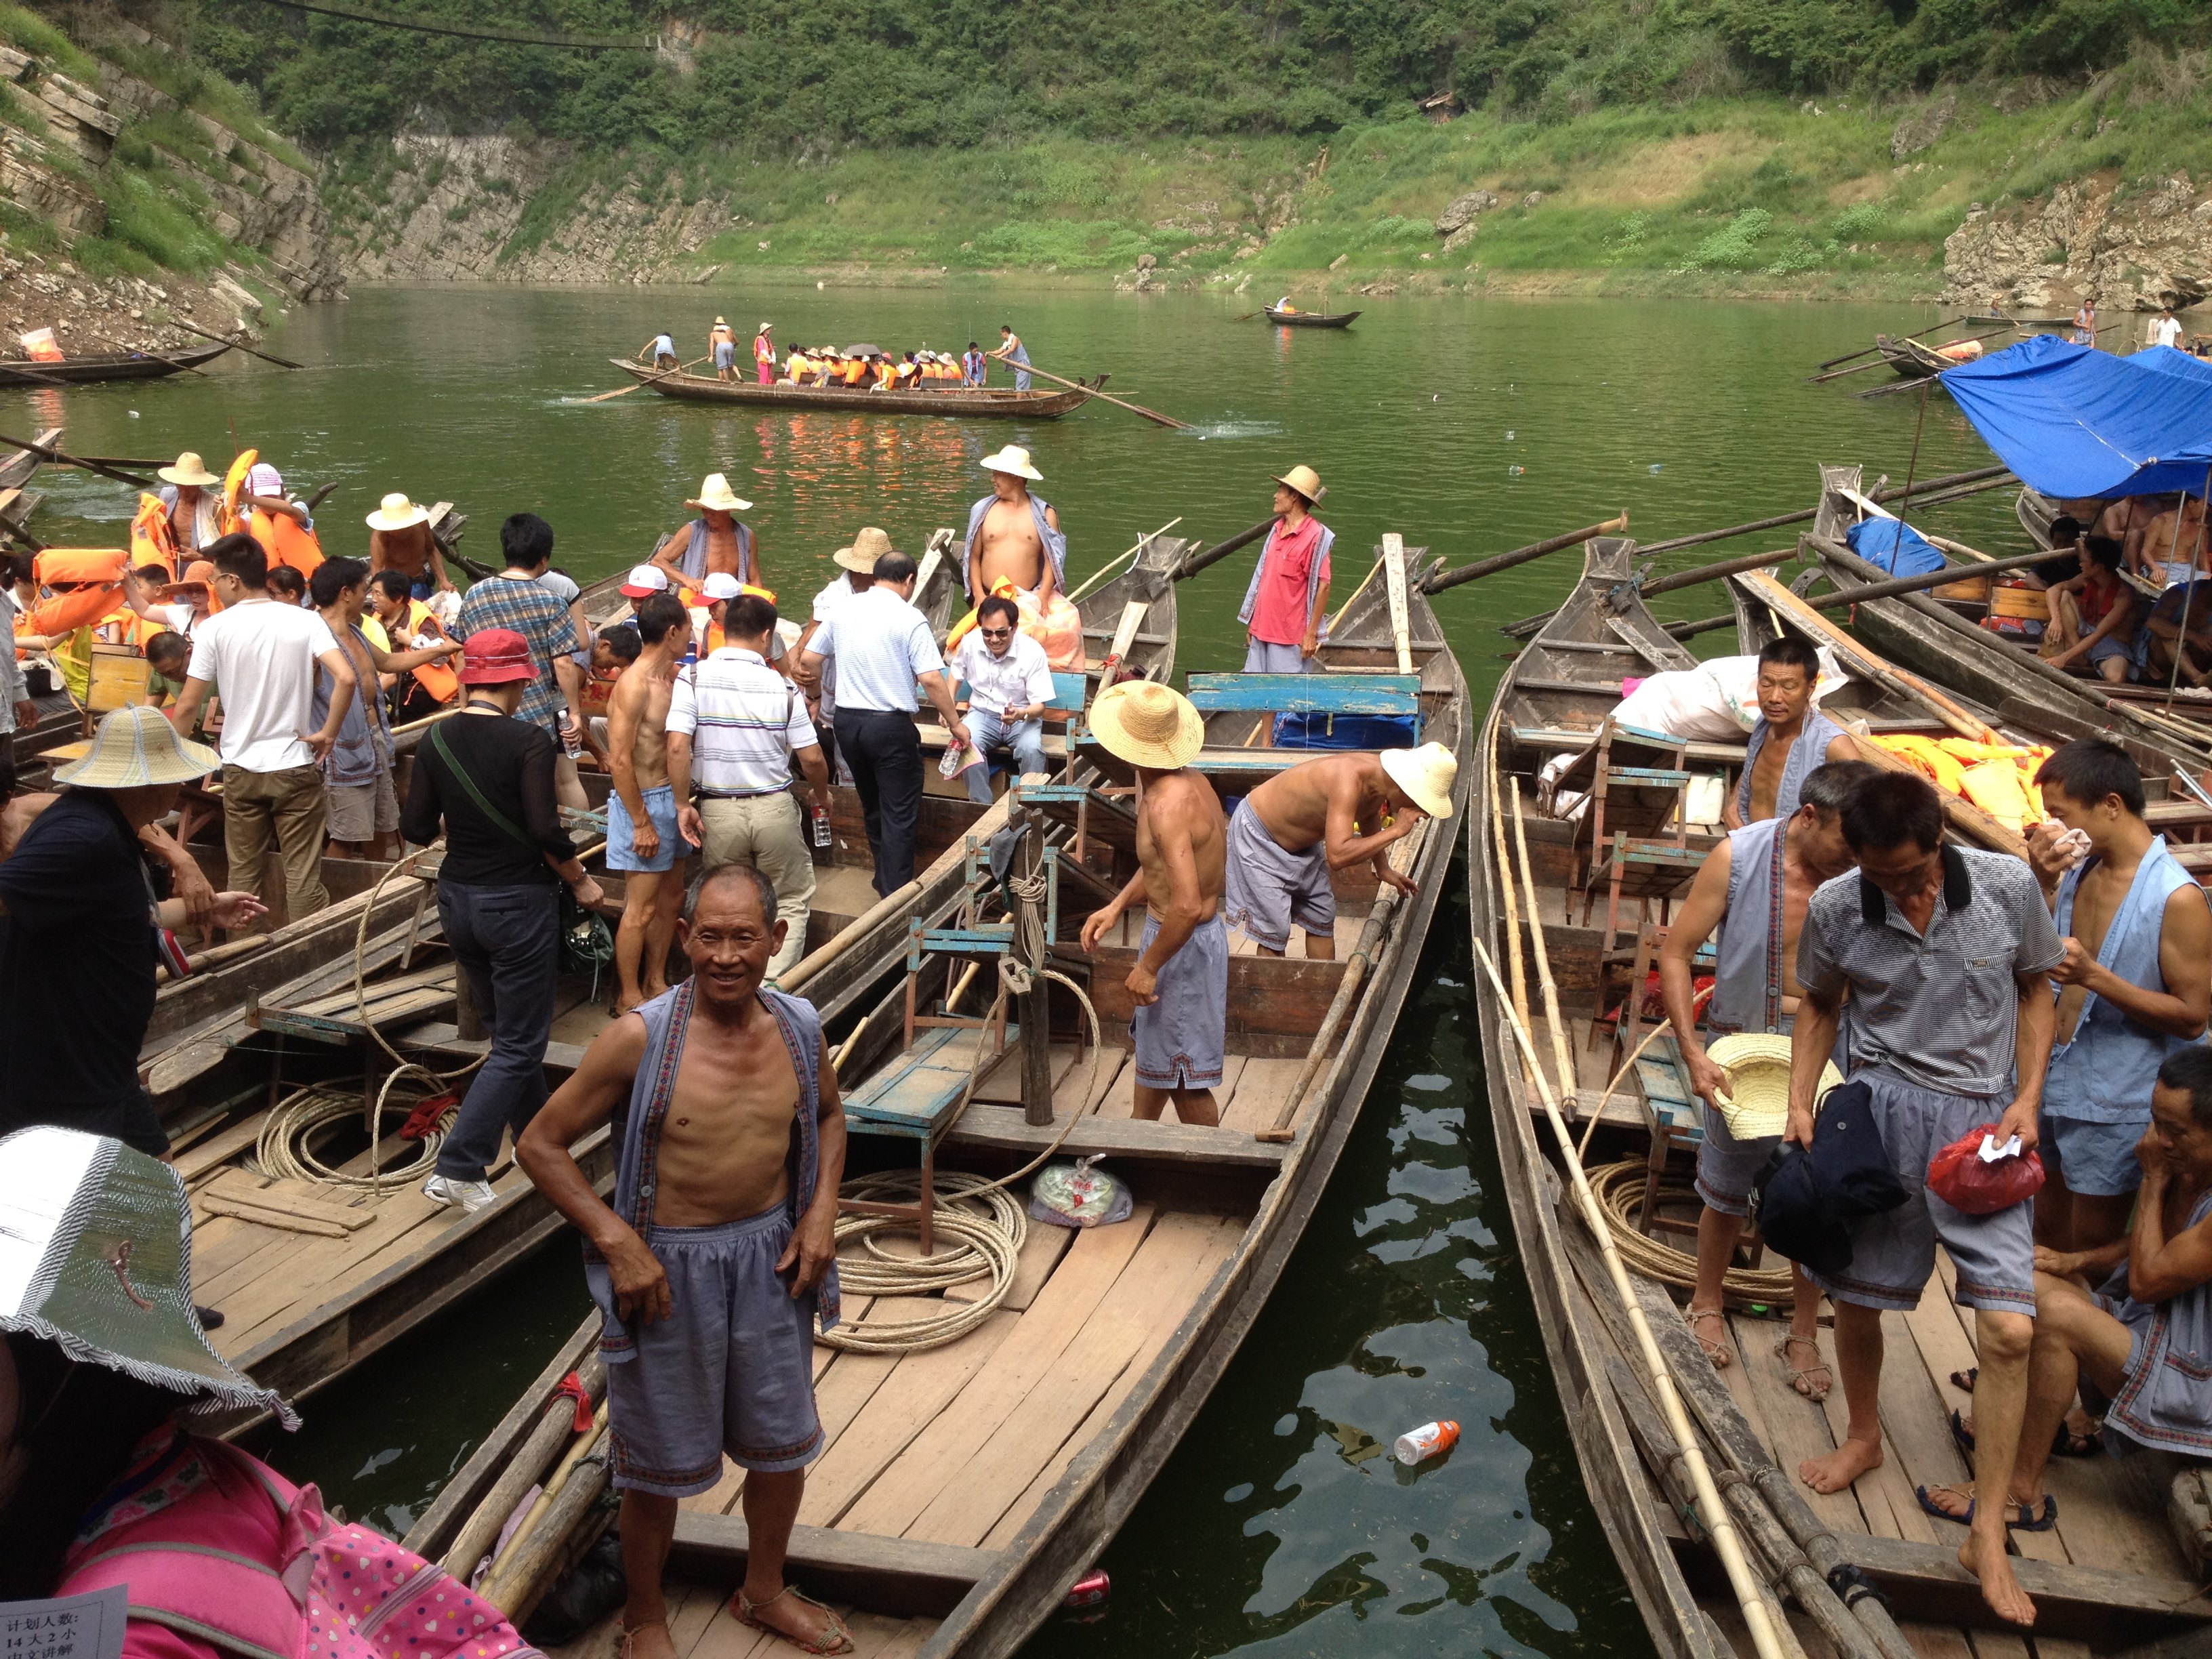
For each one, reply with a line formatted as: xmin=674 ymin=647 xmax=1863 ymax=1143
xmin=456 ymin=574 xmax=580 ymax=740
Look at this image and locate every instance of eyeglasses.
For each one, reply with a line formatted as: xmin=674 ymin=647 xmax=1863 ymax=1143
xmin=980 ymin=627 xmax=1014 ymax=639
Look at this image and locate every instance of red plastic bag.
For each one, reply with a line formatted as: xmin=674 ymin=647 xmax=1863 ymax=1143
xmin=1927 ymin=1122 xmax=2045 ymax=1214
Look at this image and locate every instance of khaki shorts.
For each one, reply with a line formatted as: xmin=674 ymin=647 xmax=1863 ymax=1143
xmin=325 ymin=771 xmax=398 ymax=843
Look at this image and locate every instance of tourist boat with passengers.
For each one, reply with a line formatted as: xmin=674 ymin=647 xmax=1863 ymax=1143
xmin=607 ymin=361 xmax=1105 ymax=419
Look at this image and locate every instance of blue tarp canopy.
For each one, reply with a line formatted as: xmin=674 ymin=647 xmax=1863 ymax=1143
xmin=1940 ymin=333 xmax=2212 ymax=498
xmin=2131 ymin=344 xmax=2212 ymax=386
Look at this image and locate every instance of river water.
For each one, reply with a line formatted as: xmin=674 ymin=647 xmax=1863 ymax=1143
xmin=20 ymin=287 xmax=2022 ymax=1657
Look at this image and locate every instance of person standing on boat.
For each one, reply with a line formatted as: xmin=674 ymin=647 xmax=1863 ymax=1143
xmin=990 ymin=323 xmax=1032 ymax=391
xmin=649 ymin=473 xmax=765 ymax=597
xmin=753 ymin=321 xmax=775 ymax=384
xmin=1660 ymin=760 xmax=1875 ymax=1400
xmin=965 ymin=445 xmax=1067 ymax=605
xmin=638 ymin=329 xmax=678 ymax=369
xmin=366 ymin=491 xmax=455 ymax=599
xmin=516 ymin=863 xmax=851 ymax=1659
xmin=794 ymin=537 xmax=880 ymax=779
xmin=1220 ymin=745 xmax=1454 ymax=958
xmin=1078 ymin=681 xmax=1229 ymax=1125
xmin=2073 ymin=297 xmax=2097 ymax=347
xmin=1725 ymin=636 xmax=1858 ymax=828
xmin=963 ymin=340 xmax=986 ymax=386
xmin=708 ymin=315 xmax=739 ymax=381
xmin=607 ymin=593 xmax=695 ymax=1015
xmin=1240 ymin=465 xmax=1332 ymax=682
xmin=155 ymin=451 xmax=224 ymax=560
xmin=1788 ymin=770 xmax=2063 ymax=1629
xmin=456 ymin=514 xmax=591 ymax=811
xmin=2152 ymin=306 xmax=2185 ymax=350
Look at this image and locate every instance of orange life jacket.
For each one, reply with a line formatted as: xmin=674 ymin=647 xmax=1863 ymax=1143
xmin=129 ymin=495 xmax=179 ymax=577
xmin=844 ymin=359 xmax=867 ymax=386
xmin=249 ymin=508 xmax=326 ymax=581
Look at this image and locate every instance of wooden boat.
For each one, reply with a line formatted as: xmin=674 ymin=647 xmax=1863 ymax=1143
xmin=1873 ymin=333 xmax=1951 ymax=377
xmin=0 ymin=341 xmax=231 ymax=387
xmin=396 ymin=539 xmax=1468 ymax=1657
xmin=608 ymin=361 xmax=1101 ymax=419
xmin=1472 ymin=538 xmax=2212 ymax=1659
xmin=1263 ymin=306 xmax=1360 ymax=328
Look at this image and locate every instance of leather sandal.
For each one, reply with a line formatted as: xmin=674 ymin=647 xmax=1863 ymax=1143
xmin=733 ymin=1586 xmax=855 ymax=1656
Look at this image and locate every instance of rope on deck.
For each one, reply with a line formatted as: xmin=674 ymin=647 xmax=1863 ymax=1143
xmin=1588 ymin=1159 xmax=1797 ymax=1308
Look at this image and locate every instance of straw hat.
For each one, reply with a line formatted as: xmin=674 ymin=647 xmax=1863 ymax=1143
xmin=0 ymin=1127 xmax=295 ymax=1424
xmin=981 ymin=445 xmax=1044 ymax=483
xmin=715 ymin=315 xmax=728 ymax=326
xmin=458 ymin=628 xmax=537 ymax=686
xmin=365 ymin=491 xmax=431 ymax=532
xmin=1090 ymin=679 xmax=1204 ymax=770
xmin=619 ymin=563 xmax=670 ymax=599
xmin=1272 ymin=464 xmax=1322 ymax=504
xmin=157 ymin=451 xmax=220 ymax=489
xmin=687 ymin=472 xmax=753 ymax=514
xmin=163 ymin=558 xmax=215 ymax=599
xmin=1380 ymin=743 xmax=1458 ymax=819
xmin=832 ymin=544 xmax=874 ymax=574
xmin=1706 ymin=1033 xmax=1843 ymax=1140
xmin=757 ymin=321 xmax=773 ymax=333
xmin=54 ymin=705 xmax=218 ymax=789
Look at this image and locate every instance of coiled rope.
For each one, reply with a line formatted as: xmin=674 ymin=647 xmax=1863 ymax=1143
xmin=1587 ymin=1159 xmax=1796 ymax=1309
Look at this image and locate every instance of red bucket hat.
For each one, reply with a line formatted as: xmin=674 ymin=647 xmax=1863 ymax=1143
xmin=457 ymin=628 xmax=536 ymax=685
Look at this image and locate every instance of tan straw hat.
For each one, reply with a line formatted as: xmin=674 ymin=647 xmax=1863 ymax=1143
xmin=981 ymin=445 xmax=1044 ymax=483
xmin=1706 ymin=1033 xmax=1843 ymax=1140
xmin=365 ymin=491 xmax=431 ymax=532
xmin=1272 ymin=464 xmax=1323 ymax=503
xmin=1380 ymin=742 xmax=1458 ymax=819
xmin=54 ymin=705 xmax=220 ymax=789
xmin=1090 ymin=679 xmax=1204 ymax=769
xmin=157 ymin=450 xmax=221 ymax=489
xmin=687 ymin=472 xmax=753 ymax=513
xmin=832 ymin=544 xmax=874 ymax=574
xmin=757 ymin=321 xmax=773 ymax=332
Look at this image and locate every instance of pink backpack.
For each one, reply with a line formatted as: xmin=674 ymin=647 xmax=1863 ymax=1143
xmin=60 ymin=1433 xmax=539 ymax=1659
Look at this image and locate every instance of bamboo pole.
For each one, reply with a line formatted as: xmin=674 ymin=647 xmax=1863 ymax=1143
xmin=440 ymin=1355 xmax=606 ymax=1578
xmin=571 ymin=354 xmax=712 ymax=403
xmin=777 ymin=879 xmax=924 ymax=992
xmin=1176 ymin=487 xmax=1328 ymax=581
xmin=1507 ymin=781 xmax=1582 ymax=1102
xmin=1632 ymin=467 xmax=2010 ymax=558
xmin=159 ymin=316 xmax=302 ymax=369
xmin=476 ymin=1421 xmax=612 ymax=1618
xmin=1019 ymin=361 xmax=1190 ymax=428
xmin=1811 ymin=312 xmax=1974 ymax=373
xmin=1420 ymin=513 xmax=1629 ymax=594
xmin=1066 ymin=516 xmax=1181 ymax=605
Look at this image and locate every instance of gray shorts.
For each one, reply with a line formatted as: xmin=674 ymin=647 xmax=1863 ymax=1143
xmin=1807 ymin=1068 xmax=2036 ymax=1315
xmin=1130 ymin=912 xmax=1227 ymax=1091
xmin=2039 ymin=1109 xmax=2148 ymax=1200
xmin=1243 ymin=638 xmax=1311 ymax=674
xmin=1695 ymin=1020 xmax=1846 ymax=1216
xmin=325 ymin=770 xmax=398 ymax=843
xmin=1221 ymin=797 xmax=1334 ymax=952
xmin=595 ymin=1204 xmax=823 ymax=1495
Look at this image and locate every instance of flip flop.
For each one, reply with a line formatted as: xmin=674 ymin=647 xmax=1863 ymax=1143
xmin=733 ymin=1586 xmax=855 ymax=1656
xmin=1949 ymin=1366 xmax=1978 ymax=1393
xmin=1914 ymin=1482 xmax=2059 ymax=1532
xmin=1684 ymin=1306 xmax=1732 ymax=1369
xmin=1949 ymin=1406 xmax=2106 ymax=1460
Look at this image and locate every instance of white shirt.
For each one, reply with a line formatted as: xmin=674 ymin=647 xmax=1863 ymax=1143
xmin=668 ymin=647 xmax=819 ymax=796
xmin=2153 ymin=316 xmax=2185 ymax=348
xmin=950 ymin=629 xmax=1053 ymax=718
xmin=185 ymin=598 xmax=340 ymax=773
xmin=537 ymin=569 xmax=592 ymax=665
xmin=812 ymin=584 xmax=941 ymax=714
xmin=809 ymin=575 xmax=867 ymax=712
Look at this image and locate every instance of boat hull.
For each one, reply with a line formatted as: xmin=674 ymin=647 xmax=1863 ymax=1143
xmin=1263 ymin=308 xmax=1360 ymax=328
xmin=0 ymin=343 xmax=231 ymax=386
xmin=611 ymin=360 xmax=1098 ymax=417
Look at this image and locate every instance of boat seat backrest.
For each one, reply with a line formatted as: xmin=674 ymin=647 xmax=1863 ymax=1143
xmin=1183 ymin=672 xmax=1421 ymax=718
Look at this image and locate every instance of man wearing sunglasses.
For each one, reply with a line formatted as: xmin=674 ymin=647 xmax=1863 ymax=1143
xmin=948 ymin=594 xmax=1053 ymax=804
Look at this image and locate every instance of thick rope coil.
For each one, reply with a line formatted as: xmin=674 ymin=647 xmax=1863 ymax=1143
xmin=1586 ymin=1158 xmax=1798 ymax=1307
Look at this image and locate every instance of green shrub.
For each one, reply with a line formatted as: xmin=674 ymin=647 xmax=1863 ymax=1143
xmin=1681 ymin=206 xmax=1773 ymax=269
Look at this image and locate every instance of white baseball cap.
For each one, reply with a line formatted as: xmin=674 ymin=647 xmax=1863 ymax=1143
xmin=700 ymin=572 xmax=743 ymax=602
xmin=619 ymin=564 xmax=670 ymax=599
xmin=245 ymin=462 xmax=284 ymax=497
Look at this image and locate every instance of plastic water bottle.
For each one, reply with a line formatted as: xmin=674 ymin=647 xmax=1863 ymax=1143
xmin=811 ymin=804 xmax=832 ymax=848
xmin=938 ymin=739 xmax=967 ymax=780
xmin=1393 ymin=1419 xmax=1460 ymax=1466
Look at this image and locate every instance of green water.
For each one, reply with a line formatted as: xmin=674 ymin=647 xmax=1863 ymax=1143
xmin=24 ymin=286 xmax=2024 ymax=1656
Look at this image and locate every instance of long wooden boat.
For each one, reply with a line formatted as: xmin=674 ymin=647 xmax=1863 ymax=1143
xmin=608 ymin=361 xmax=1101 ymax=419
xmin=397 ymin=539 xmax=1468 ymax=1658
xmin=0 ymin=341 xmax=231 ymax=386
xmin=1263 ymin=306 xmax=1360 ymax=328
xmin=1874 ymin=333 xmax=1950 ymax=377
xmin=1473 ymin=537 xmax=2212 ymax=1659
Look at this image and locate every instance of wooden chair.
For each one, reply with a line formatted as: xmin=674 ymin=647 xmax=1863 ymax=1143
xmin=81 ymin=641 xmax=153 ymax=735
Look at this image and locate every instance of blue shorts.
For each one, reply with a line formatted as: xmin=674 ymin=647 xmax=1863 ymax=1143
xmin=714 ymin=342 xmax=737 ymax=370
xmin=2039 ymin=1110 xmax=2148 ymax=1199
xmin=409 ymin=577 xmax=434 ymax=602
xmin=608 ymin=782 xmax=687 ymax=873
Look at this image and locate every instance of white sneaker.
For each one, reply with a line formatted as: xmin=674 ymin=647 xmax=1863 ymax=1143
xmin=421 ymin=1174 xmax=497 ymax=1214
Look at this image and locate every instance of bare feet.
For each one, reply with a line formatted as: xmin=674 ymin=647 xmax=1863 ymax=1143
xmin=738 ymin=1584 xmax=853 ymax=1654
xmin=1961 ymin=1525 xmax=2037 ymax=1628
xmin=1685 ymin=1306 xmax=1733 ymax=1369
xmin=1799 ymin=1435 xmax=1882 ymax=1494
xmin=620 ymin=1618 xmax=676 ymax=1659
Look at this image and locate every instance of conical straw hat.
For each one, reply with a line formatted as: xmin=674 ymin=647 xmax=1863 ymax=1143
xmin=54 ymin=705 xmax=220 ymax=789
xmin=1706 ymin=1033 xmax=1843 ymax=1140
xmin=1090 ymin=679 xmax=1204 ymax=769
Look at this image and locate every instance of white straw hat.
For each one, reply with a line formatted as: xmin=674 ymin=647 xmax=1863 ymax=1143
xmin=1090 ymin=679 xmax=1204 ymax=769
xmin=980 ymin=445 xmax=1043 ymax=483
xmin=1706 ymin=1033 xmax=1843 ymax=1140
xmin=365 ymin=491 xmax=431 ymax=532
xmin=157 ymin=451 xmax=221 ymax=489
xmin=1380 ymin=743 xmax=1458 ymax=819
xmin=54 ymin=705 xmax=220 ymax=789
xmin=687 ymin=472 xmax=753 ymax=513
xmin=832 ymin=545 xmax=873 ymax=574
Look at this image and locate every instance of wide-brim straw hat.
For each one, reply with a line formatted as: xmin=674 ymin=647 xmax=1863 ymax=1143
xmin=849 ymin=526 xmax=897 ymax=570
xmin=981 ymin=445 xmax=1044 ymax=483
xmin=1273 ymin=464 xmax=1323 ymax=504
xmin=1380 ymin=742 xmax=1459 ymax=819
xmin=757 ymin=321 xmax=773 ymax=333
xmin=1706 ymin=1033 xmax=1843 ymax=1141
xmin=365 ymin=491 xmax=431 ymax=532
xmin=0 ymin=1126 xmax=295 ymax=1424
xmin=162 ymin=558 xmax=216 ymax=598
xmin=1091 ymin=679 xmax=1204 ymax=769
xmin=687 ymin=472 xmax=753 ymax=513
xmin=157 ymin=450 xmax=220 ymax=489
xmin=832 ymin=545 xmax=874 ymax=574
xmin=54 ymin=705 xmax=219 ymax=788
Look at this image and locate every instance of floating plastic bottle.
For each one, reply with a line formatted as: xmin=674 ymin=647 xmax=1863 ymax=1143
xmin=1507 ymin=465 xmax=1525 ymax=476
xmin=1393 ymin=1420 xmax=1461 ymax=1466
xmin=1064 ymin=1570 xmax=1110 ymax=1608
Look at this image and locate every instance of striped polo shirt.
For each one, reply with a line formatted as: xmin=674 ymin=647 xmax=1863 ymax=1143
xmin=667 ymin=647 xmax=819 ymax=796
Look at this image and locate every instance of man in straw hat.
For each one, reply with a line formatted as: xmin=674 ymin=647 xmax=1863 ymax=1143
xmin=964 ymin=445 xmax=1065 ymax=608
xmin=1788 ymin=770 xmax=2064 ymax=1627
xmin=650 ymin=472 xmax=765 ymax=596
xmin=518 ymin=863 xmax=851 ymax=1659
xmin=1221 ymin=743 xmax=1455 ymax=962
xmin=1077 ymin=680 xmax=1229 ymax=1123
xmin=1241 ymin=466 xmax=1332 ymax=682
xmin=366 ymin=490 xmax=453 ymax=600
xmin=1659 ymin=758 xmax=1875 ymax=1397
xmin=154 ymin=450 xmax=226 ymax=561
xmin=0 ymin=706 xmax=264 ymax=1153
xmin=709 ymin=315 xmax=739 ymax=381
xmin=794 ymin=535 xmax=881 ymax=774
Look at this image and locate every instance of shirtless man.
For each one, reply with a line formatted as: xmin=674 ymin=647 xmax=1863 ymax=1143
xmin=1221 ymin=745 xmax=1455 ymax=960
xmin=649 ymin=474 xmax=764 ymax=594
xmin=964 ymin=446 xmax=1062 ymax=607
xmin=2139 ymin=494 xmax=2209 ymax=590
xmin=708 ymin=315 xmax=739 ymax=382
xmin=2144 ymin=579 xmax=2212 ymax=686
xmin=365 ymin=492 xmax=453 ymax=599
xmin=607 ymin=594 xmax=693 ymax=1014
xmin=516 ymin=865 xmax=849 ymax=1659
xmin=1661 ymin=760 xmax=1873 ymax=1397
xmin=1725 ymin=636 xmax=1858 ymax=827
xmin=2085 ymin=494 xmax=2171 ymax=582
xmin=1078 ymin=682 xmax=1227 ymax=1124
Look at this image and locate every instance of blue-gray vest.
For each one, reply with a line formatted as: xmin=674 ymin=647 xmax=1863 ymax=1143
xmin=586 ymin=979 xmax=839 ymax=1359
xmin=2047 ymin=836 xmax=2207 ymax=1124
xmin=672 ymin=518 xmax=756 ymax=585
xmin=1237 ymin=520 xmax=1337 ymax=630
xmin=964 ymin=493 xmax=1067 ymax=593
xmin=2100 ymin=1186 xmax=2212 ymax=1456
xmin=1708 ymin=817 xmax=1789 ymax=1036
xmin=1736 ymin=708 xmax=1846 ymax=823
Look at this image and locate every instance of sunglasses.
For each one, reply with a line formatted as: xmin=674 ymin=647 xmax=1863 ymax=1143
xmin=979 ymin=626 xmax=1014 ymax=639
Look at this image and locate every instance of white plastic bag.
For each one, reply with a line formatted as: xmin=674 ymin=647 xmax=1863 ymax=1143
xmin=1029 ymin=1156 xmax=1133 ymax=1229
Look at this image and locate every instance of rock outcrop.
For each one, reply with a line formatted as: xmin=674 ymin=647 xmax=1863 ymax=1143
xmin=1944 ymin=175 xmax=2211 ymax=314
xmin=1889 ymin=91 xmax=1957 ymax=162
xmin=1434 ymin=190 xmax=1496 ymax=234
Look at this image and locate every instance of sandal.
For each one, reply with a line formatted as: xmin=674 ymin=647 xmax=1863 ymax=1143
xmin=618 ymin=1621 xmax=667 ymax=1659
xmin=733 ymin=1586 xmax=855 ymax=1656
xmin=1948 ymin=1406 xmax=2105 ymax=1460
xmin=1950 ymin=1366 xmax=1978 ymax=1393
xmin=1776 ymin=1332 xmax=1832 ymax=1401
xmin=1684 ymin=1306 xmax=1732 ymax=1370
xmin=1914 ymin=1481 xmax=2059 ymax=1532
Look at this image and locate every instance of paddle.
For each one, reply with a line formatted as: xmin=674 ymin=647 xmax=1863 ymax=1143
xmin=0 ymin=431 xmax=157 ymax=490
xmin=158 ymin=316 xmax=302 ymax=370
xmin=1420 ymin=512 xmax=1629 ymax=594
xmin=1175 ymin=486 xmax=1330 ymax=581
xmin=88 ymin=330 xmax=209 ymax=377
xmin=1799 ymin=544 xmax=2072 ymax=609
xmin=1065 ymin=516 xmax=1182 ymax=605
xmin=570 ymin=355 xmax=710 ymax=404
xmin=1811 ymin=311 xmax=1975 ymax=373
xmin=1017 ymin=362 xmax=1190 ymax=430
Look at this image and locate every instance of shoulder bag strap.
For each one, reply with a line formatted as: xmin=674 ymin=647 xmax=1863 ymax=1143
xmin=428 ymin=718 xmax=537 ymax=851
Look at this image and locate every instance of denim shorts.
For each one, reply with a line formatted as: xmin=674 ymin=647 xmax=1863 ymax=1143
xmin=608 ymin=783 xmax=687 ymax=873
xmin=2039 ymin=1109 xmax=2148 ymax=1200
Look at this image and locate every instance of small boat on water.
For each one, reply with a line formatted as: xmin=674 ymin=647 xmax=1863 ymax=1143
xmin=394 ymin=540 xmax=1468 ymax=1656
xmin=0 ymin=341 xmax=232 ymax=387
xmin=1873 ymin=333 xmax=1957 ymax=377
xmin=1262 ymin=306 xmax=1360 ymax=329
xmin=607 ymin=361 xmax=1103 ymax=419
xmin=1473 ymin=537 xmax=2212 ymax=1659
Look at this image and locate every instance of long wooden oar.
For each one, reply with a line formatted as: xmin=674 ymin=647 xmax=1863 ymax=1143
xmin=89 ymin=330 xmax=211 ymax=377
xmin=1176 ymin=487 xmax=1330 ymax=581
xmin=1019 ymin=362 xmax=1189 ymax=430
xmin=159 ymin=316 xmax=301 ymax=370
xmin=0 ymin=431 xmax=155 ymax=490
xmin=1811 ymin=312 xmax=1973 ymax=373
xmin=570 ymin=355 xmax=710 ymax=404
xmin=1421 ymin=512 xmax=1628 ymax=595
xmin=1066 ymin=517 xmax=1182 ymax=605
